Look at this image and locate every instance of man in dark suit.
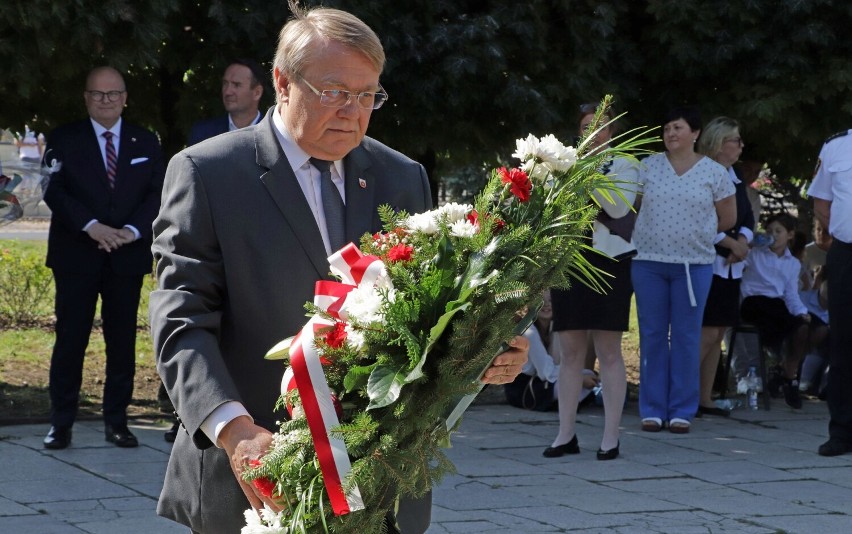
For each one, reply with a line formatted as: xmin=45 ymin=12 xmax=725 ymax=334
xmin=162 ymin=58 xmax=266 ymax=443
xmin=42 ymin=66 xmax=165 ymax=450
xmin=186 ymin=58 xmax=266 ymax=146
xmin=150 ymin=4 xmax=527 ymax=533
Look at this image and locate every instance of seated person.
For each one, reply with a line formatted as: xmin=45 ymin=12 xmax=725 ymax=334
xmin=801 ymin=216 xmax=833 ymax=290
xmin=740 ymin=214 xmax=811 ymax=409
xmin=798 ymin=266 xmax=830 ymax=396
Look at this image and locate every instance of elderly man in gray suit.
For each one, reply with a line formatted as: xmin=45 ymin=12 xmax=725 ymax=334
xmin=150 ymin=3 xmax=528 ymax=533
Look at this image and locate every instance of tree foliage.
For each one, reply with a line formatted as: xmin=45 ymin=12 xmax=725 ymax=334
xmin=2 ymin=0 xmax=852 ymax=201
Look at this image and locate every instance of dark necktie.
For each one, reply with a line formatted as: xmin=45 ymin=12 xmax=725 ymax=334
xmin=102 ymin=131 xmax=117 ymax=189
xmin=310 ymin=157 xmax=346 ymax=252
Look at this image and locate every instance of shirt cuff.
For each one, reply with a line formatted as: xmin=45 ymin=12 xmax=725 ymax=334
xmin=123 ymin=225 xmax=141 ymax=240
xmin=200 ymin=401 xmax=252 ymax=447
xmin=83 ymin=219 xmax=98 ymax=232
xmin=713 ymin=232 xmax=726 ymax=245
xmin=738 ymin=227 xmax=754 ymax=243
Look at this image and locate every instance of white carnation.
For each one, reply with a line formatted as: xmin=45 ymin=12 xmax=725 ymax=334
xmin=341 ymin=283 xmax=386 ymax=325
xmin=538 ymin=134 xmax=577 ymax=172
xmin=438 ymin=202 xmax=473 ymax=224
xmin=512 ymin=134 xmax=540 ymax=163
xmin=449 ymin=219 xmax=478 ymax=238
xmin=403 ymin=211 xmax=439 ymax=234
xmin=242 ymin=505 xmax=287 ymax=533
xmin=344 ymin=324 xmax=366 ymax=350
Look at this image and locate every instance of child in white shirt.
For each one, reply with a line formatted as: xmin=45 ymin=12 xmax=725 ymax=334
xmin=740 ymin=213 xmax=811 ymax=409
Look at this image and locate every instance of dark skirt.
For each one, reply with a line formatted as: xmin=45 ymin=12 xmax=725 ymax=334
xmin=551 ymin=252 xmax=633 ymax=332
xmin=702 ymin=274 xmax=742 ymax=327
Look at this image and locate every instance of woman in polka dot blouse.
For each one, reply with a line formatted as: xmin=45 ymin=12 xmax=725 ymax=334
xmin=632 ymin=106 xmax=736 ymax=434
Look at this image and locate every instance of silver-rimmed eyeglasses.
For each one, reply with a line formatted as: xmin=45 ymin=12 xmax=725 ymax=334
xmin=295 ymin=74 xmax=388 ymax=110
xmin=86 ymin=90 xmax=126 ymax=103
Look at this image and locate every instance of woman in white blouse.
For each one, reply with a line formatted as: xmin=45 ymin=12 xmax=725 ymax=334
xmin=632 ymin=107 xmax=736 ymax=434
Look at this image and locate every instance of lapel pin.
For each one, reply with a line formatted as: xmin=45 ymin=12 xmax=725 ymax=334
xmin=358 ymin=178 xmax=367 ymax=189
xmin=131 ymin=137 xmax=136 ymax=142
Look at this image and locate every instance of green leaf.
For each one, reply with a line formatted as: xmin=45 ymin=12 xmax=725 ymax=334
xmin=343 ymin=363 xmax=376 ymax=392
xmin=405 ymin=300 xmax=471 ymax=382
xmin=264 ymin=336 xmax=293 ymax=360
xmin=366 ymin=364 xmax=407 ymax=409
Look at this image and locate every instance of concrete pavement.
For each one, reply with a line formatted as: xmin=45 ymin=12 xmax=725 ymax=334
xmin=0 ymin=398 xmax=850 ymax=533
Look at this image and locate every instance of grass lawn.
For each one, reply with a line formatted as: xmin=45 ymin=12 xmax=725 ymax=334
xmin=0 ymin=238 xmax=642 ymax=424
xmin=0 ymin=238 xmax=163 ymax=424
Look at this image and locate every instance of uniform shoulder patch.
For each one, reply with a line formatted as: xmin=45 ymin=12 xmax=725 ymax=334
xmin=825 ymin=130 xmax=850 ymax=144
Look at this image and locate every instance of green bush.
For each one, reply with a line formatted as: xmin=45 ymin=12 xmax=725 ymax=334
xmin=0 ymin=246 xmax=53 ymax=324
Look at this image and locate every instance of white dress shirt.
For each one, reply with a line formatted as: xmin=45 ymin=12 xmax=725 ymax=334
xmin=83 ymin=117 xmax=140 ymax=239
xmin=741 ymin=245 xmax=808 ymax=316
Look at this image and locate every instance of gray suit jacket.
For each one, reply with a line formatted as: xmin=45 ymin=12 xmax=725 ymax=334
xmin=151 ymin=107 xmax=432 ymax=533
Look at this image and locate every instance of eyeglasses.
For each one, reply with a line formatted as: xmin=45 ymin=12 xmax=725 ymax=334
xmin=86 ymin=90 xmax=126 ymax=103
xmin=295 ymin=74 xmax=388 ymax=110
xmin=724 ymin=137 xmax=744 ymax=146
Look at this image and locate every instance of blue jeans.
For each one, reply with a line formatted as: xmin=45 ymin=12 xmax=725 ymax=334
xmin=632 ymin=260 xmax=712 ymax=422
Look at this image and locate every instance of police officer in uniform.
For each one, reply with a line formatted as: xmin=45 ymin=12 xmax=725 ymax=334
xmin=809 ymin=129 xmax=852 ymax=456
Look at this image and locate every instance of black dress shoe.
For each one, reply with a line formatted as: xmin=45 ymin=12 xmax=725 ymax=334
xmin=105 ymin=425 xmax=139 ymax=448
xmin=543 ymin=435 xmax=579 ymax=457
xmin=818 ymin=438 xmax=852 ymax=457
xmin=597 ymin=441 xmax=620 ymax=461
xmin=44 ymin=426 xmax=72 ymax=450
xmin=164 ymin=420 xmax=180 ymax=443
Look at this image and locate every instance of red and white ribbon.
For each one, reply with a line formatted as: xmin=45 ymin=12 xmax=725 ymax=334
xmin=281 ymin=243 xmax=385 ymax=516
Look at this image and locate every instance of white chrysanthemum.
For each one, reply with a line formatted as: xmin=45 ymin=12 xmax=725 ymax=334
xmin=538 ymin=134 xmax=577 ymax=172
xmin=438 ymin=202 xmax=473 ymax=224
xmin=344 ymin=324 xmax=366 ymax=350
xmin=241 ymin=505 xmax=287 ymax=533
xmin=341 ymin=284 xmax=386 ymax=324
xmin=403 ymin=211 xmax=439 ymax=234
xmin=512 ymin=133 xmax=540 ymax=163
xmin=449 ymin=219 xmax=478 ymax=238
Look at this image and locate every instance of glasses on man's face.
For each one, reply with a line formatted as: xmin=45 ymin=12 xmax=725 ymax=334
xmin=86 ymin=90 xmax=126 ymax=103
xmin=295 ymin=74 xmax=388 ymax=110
xmin=724 ymin=136 xmax=744 ymax=146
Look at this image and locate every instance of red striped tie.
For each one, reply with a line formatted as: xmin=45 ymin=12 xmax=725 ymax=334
xmin=103 ymin=131 xmax=117 ymax=189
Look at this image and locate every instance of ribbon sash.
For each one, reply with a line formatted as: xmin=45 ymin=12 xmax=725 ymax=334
xmin=282 ymin=243 xmax=385 ymax=515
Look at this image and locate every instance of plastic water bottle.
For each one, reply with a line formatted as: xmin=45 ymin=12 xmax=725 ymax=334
xmin=746 ymin=367 xmax=759 ymax=410
xmin=753 ymin=233 xmax=774 ymax=248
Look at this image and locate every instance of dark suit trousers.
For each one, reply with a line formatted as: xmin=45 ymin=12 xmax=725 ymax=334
xmin=827 ymin=240 xmax=852 ymax=442
xmin=49 ymin=267 xmax=143 ymax=427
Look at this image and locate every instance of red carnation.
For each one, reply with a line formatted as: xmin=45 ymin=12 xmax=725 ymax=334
xmin=467 ymin=210 xmax=479 ymax=227
xmin=467 ymin=210 xmax=505 ymax=233
xmin=248 ymin=459 xmax=277 ymax=498
xmin=324 ymin=322 xmax=347 ymax=349
xmin=498 ymin=166 xmax=531 ymax=202
xmin=387 ymin=243 xmax=414 ymax=262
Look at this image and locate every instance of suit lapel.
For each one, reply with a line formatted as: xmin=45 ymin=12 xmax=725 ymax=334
xmin=343 ymin=145 xmax=377 ymax=242
xmin=255 ymin=109 xmax=329 ymax=278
